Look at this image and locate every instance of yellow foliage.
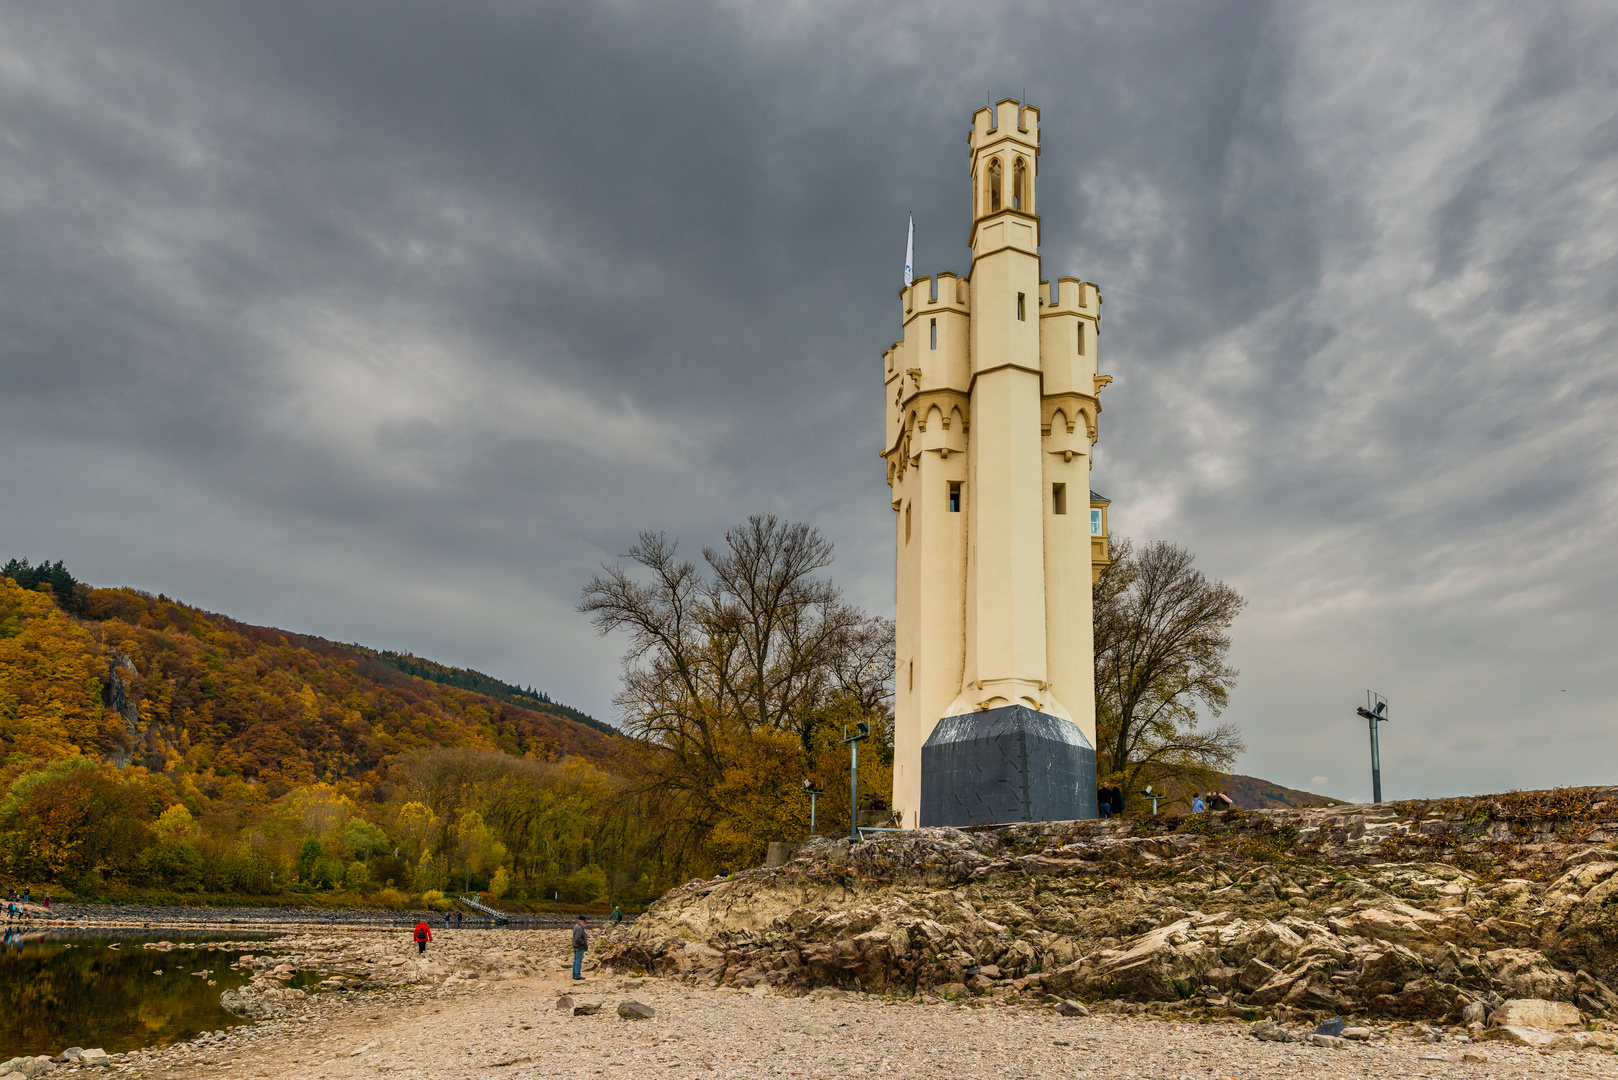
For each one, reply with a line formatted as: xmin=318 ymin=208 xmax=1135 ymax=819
xmin=0 ymin=579 xmax=108 ymax=764
xmin=154 ymin=803 xmax=197 ymax=841
xmin=487 ymin=865 xmax=510 ymax=900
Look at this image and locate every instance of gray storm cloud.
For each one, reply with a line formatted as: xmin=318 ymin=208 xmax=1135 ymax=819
xmin=1 ymin=1 xmax=1614 ymax=800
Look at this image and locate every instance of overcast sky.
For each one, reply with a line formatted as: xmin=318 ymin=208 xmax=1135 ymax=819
xmin=3 ymin=2 xmax=1615 ymax=802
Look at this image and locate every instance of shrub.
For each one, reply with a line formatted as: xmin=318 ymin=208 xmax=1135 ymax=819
xmin=344 ymin=860 xmax=371 ymax=892
xmin=421 ymin=889 xmax=452 ymax=911
xmin=562 ymin=864 xmax=607 ymax=903
xmin=373 ymin=886 xmax=409 ymax=909
xmin=312 ymin=855 xmax=345 ymax=889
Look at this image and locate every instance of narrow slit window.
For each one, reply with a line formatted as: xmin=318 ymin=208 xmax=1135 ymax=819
xmin=905 ymin=503 xmax=912 ymax=543
xmin=1017 ymin=293 xmax=1026 ymax=321
xmin=1076 ymin=321 xmax=1085 ymax=356
xmin=989 ymin=159 xmax=1002 ymax=212
xmin=930 ymin=318 xmax=937 ymax=350
xmin=930 ymin=277 xmax=938 ymax=303
xmin=1013 ymin=159 xmax=1026 ymax=211
xmin=1052 ymin=483 xmax=1067 ymax=515
xmin=948 ymin=482 xmax=961 ymax=513
xmin=908 ymin=660 xmax=914 ymax=693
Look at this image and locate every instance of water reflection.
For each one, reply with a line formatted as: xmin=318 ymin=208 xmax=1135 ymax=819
xmin=0 ymin=929 xmax=275 ymax=1057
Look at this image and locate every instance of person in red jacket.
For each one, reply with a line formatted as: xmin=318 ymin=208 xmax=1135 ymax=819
xmin=413 ymin=919 xmax=433 ymax=955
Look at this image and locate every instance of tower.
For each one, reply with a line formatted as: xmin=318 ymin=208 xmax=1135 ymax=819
xmin=882 ymin=99 xmax=1112 ymax=828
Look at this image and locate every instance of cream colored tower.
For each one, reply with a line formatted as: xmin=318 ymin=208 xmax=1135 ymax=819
xmin=882 ymin=100 xmax=1110 ymax=828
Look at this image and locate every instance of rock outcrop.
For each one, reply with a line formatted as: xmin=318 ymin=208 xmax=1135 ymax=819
xmin=600 ymin=786 xmax=1618 ymax=1023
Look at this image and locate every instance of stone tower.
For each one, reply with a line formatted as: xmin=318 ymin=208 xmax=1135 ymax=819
xmin=882 ymin=99 xmax=1112 ymax=828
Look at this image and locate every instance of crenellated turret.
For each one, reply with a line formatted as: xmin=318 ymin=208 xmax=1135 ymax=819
xmin=883 ymin=100 xmax=1110 ymax=830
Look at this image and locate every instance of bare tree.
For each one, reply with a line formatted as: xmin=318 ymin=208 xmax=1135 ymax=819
xmin=1093 ymin=537 xmax=1247 ymax=803
xmin=579 ymin=515 xmax=892 ymax=872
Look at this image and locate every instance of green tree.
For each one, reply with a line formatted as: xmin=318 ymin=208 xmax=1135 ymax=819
xmin=296 ymin=837 xmax=323 ymax=883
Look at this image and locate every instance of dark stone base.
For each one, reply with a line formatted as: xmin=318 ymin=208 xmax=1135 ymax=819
xmin=920 ymin=704 xmax=1097 ymax=827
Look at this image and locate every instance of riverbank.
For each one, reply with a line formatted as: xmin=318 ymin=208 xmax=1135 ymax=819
xmin=8 ymin=905 xmax=628 ymax=932
xmin=10 ymin=927 xmax=1613 ymax=1080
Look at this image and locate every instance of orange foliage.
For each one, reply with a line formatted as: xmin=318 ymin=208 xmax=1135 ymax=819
xmin=0 ymin=578 xmax=618 ymax=791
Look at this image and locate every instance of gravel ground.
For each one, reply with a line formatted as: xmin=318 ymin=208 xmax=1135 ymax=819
xmin=33 ymin=929 xmax=1615 ymax=1080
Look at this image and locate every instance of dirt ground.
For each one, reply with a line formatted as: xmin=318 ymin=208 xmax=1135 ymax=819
xmin=51 ymin=929 xmax=1616 ymax=1080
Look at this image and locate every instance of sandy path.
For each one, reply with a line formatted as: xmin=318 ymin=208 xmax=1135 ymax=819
xmin=72 ymin=932 xmax=1610 ymax=1080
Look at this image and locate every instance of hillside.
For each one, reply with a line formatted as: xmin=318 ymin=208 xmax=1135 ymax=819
xmin=0 ymin=570 xmax=618 ymax=788
xmin=1220 ymin=773 xmax=1341 ymax=809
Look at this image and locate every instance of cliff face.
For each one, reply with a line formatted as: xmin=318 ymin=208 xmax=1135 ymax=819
xmin=601 ymin=787 xmax=1618 ymax=1023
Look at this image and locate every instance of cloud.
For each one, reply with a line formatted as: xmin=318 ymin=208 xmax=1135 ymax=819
xmin=1 ymin=1 xmax=1614 ymax=799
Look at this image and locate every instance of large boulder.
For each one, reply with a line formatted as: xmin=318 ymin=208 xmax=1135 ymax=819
xmin=1490 ymin=999 xmax=1581 ymax=1030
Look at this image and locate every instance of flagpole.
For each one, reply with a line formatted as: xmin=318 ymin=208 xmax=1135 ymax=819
xmin=904 ymin=213 xmax=914 ymax=287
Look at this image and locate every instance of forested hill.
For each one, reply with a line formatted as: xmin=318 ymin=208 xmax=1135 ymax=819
xmin=0 ymin=566 xmax=618 ymax=789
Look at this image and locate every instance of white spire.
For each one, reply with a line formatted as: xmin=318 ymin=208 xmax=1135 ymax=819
xmin=903 ymin=213 xmax=914 ymax=287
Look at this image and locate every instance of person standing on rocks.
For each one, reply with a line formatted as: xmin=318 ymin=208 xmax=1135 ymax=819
xmin=1191 ymin=793 xmax=1207 ymax=813
xmin=609 ymin=905 xmax=622 ymax=925
xmin=413 ymin=919 xmax=433 ymax=955
xmin=1098 ymin=786 xmax=1113 ymax=819
xmin=571 ymin=916 xmax=588 ymax=981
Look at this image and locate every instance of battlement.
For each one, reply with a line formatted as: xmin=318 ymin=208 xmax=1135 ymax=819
xmin=1040 ymin=278 xmax=1101 ymax=318
xmin=970 ymin=98 xmax=1040 ymax=151
xmin=902 ymin=273 xmax=969 ymax=320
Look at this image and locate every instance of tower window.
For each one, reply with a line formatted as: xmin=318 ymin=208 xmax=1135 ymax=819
xmin=930 ymin=318 xmax=937 ymax=350
xmin=948 ymin=482 xmax=961 ymax=513
xmin=1052 ymin=483 xmax=1067 ymax=515
xmin=1013 ymin=158 xmax=1026 ymax=212
xmin=908 ymin=660 xmax=914 ymax=693
xmin=905 ymin=502 xmax=912 ymax=543
xmin=989 ymin=159 xmax=1002 ymax=212
xmin=1017 ymin=293 xmax=1026 ymax=321
xmin=1090 ymin=508 xmax=1103 ymax=535
xmin=1076 ymin=321 xmax=1085 ymax=355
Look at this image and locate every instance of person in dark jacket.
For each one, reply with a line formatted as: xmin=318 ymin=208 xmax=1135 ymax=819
xmin=1111 ymin=787 xmax=1125 ymax=818
xmin=1098 ymin=786 xmax=1113 ymax=819
xmin=413 ymin=919 xmax=433 ymax=955
xmin=571 ymin=916 xmax=588 ymax=980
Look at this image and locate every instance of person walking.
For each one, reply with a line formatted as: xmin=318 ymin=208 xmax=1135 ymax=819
xmin=571 ymin=916 xmax=588 ymax=981
xmin=413 ymin=919 xmax=433 ymax=955
xmin=444 ymin=911 xmax=451 ymax=930
xmin=1110 ymin=786 xmax=1125 ymax=819
xmin=609 ymin=905 xmax=623 ymax=926
xmin=455 ymin=911 xmax=462 ymax=929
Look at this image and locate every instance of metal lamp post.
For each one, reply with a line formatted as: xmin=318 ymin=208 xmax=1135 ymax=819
xmin=801 ymin=779 xmax=826 ymax=834
xmin=1355 ymin=692 xmax=1390 ymax=804
xmin=842 ymin=721 xmax=871 ymax=842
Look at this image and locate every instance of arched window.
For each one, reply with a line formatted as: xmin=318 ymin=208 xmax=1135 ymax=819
xmin=989 ymin=159 xmax=1002 ymax=212
xmin=1013 ymin=158 xmax=1027 ymax=212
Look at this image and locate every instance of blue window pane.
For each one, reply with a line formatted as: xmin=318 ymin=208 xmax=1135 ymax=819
xmin=1090 ymin=509 xmax=1102 ymax=536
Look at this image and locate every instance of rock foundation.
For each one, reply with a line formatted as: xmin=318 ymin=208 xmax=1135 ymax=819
xmin=600 ymin=786 xmax=1618 ymax=1023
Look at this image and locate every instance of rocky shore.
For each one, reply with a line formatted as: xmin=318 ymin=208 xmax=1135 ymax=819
xmin=7 ymin=939 xmax=1618 ymax=1080
xmin=601 ymin=786 xmax=1618 ymax=1038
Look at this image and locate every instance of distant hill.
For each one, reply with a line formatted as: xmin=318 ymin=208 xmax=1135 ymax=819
xmin=361 ymin=649 xmax=617 ymax=737
xmin=0 ymin=565 xmax=618 ymax=790
xmin=1220 ymin=773 xmax=1343 ymax=810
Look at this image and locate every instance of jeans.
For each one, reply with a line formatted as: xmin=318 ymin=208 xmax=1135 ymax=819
xmin=573 ymin=948 xmax=585 ymax=979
